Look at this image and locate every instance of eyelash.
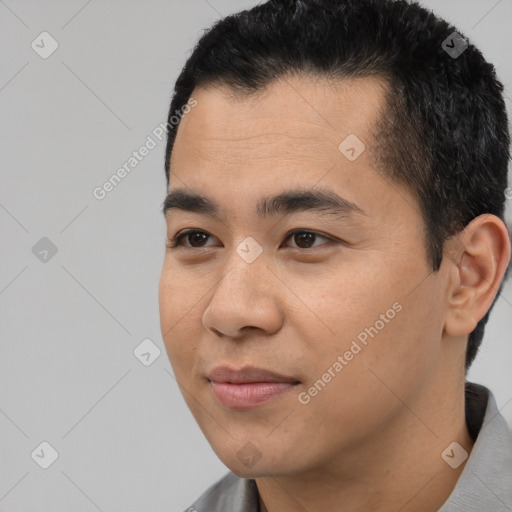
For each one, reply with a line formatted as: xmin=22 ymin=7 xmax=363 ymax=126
xmin=166 ymin=229 xmax=336 ymax=251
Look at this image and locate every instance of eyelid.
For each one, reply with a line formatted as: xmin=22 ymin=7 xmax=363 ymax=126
xmin=166 ymin=228 xmax=337 ymax=249
xmin=283 ymin=228 xmax=334 ymax=248
xmin=167 ymin=229 xmax=214 ymax=249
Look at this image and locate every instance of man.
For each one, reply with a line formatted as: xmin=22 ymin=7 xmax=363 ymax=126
xmin=158 ymin=0 xmax=512 ymax=510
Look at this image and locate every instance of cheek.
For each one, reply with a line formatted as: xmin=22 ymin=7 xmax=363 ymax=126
xmin=158 ymin=267 xmax=199 ymax=376
xmin=159 ymin=263 xmax=200 ymax=330
xmin=344 ymin=275 xmax=446 ymax=403
xmin=158 ymin=265 xmax=173 ymax=318
xmin=288 ymin=301 xmax=440 ymax=455
xmin=302 ymin=261 xmax=400 ymax=344
xmin=298 ymin=257 xmax=442 ymax=392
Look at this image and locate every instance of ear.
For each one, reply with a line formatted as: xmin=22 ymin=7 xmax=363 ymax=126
xmin=443 ymin=214 xmax=511 ymax=336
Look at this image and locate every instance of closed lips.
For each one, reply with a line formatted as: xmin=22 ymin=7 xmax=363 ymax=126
xmin=207 ymin=365 xmax=300 ymax=384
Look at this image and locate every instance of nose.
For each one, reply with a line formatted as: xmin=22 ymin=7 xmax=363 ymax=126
xmin=202 ymin=256 xmax=283 ymax=339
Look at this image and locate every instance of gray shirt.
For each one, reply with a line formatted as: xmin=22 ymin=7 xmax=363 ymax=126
xmin=184 ymin=382 xmax=512 ymax=511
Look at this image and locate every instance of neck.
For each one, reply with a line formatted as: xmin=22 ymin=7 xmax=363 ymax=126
xmin=256 ymin=374 xmax=474 ymax=512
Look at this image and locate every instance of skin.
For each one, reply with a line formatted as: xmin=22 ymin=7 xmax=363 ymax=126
xmin=158 ymin=75 xmax=510 ymax=512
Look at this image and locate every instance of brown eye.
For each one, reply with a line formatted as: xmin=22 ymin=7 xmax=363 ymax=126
xmin=186 ymin=232 xmax=210 ymax=247
xmin=168 ymin=230 xmax=214 ymax=248
xmin=285 ymin=230 xmax=332 ymax=249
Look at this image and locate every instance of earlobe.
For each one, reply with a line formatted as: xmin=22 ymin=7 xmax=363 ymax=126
xmin=443 ymin=214 xmax=511 ymax=337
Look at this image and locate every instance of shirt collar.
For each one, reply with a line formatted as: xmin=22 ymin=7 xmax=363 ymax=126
xmin=438 ymin=382 xmax=512 ymax=511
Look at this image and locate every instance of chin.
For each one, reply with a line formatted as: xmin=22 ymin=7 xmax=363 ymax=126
xmin=228 ymin=464 xmax=267 ymax=479
xmin=213 ymin=441 xmax=298 ymax=479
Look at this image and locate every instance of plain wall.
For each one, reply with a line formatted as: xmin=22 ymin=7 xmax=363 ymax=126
xmin=1 ymin=1 xmax=511 ymax=510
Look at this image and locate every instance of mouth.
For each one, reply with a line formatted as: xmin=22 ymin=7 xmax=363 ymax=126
xmin=207 ymin=365 xmax=300 ymax=409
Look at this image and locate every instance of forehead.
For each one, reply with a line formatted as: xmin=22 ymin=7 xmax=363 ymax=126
xmin=171 ymin=75 xmax=389 ymax=170
xmin=166 ymin=75 xmax=410 ymax=224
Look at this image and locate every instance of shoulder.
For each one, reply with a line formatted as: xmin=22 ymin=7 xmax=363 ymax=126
xmin=439 ymin=382 xmax=512 ymax=511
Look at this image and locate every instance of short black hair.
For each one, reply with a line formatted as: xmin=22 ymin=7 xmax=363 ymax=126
xmin=163 ymin=0 xmax=510 ymax=371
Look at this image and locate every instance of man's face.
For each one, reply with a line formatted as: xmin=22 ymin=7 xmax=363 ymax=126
xmin=159 ymin=76 xmax=450 ymax=477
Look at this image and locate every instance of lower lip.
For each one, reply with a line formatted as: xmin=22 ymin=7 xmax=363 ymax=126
xmin=210 ymin=381 xmax=298 ymax=409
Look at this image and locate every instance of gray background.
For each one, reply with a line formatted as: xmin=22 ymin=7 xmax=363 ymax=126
xmin=1 ymin=0 xmax=511 ymax=510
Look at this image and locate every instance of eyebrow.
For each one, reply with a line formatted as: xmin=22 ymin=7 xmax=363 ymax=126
xmin=161 ymin=187 xmax=366 ymax=221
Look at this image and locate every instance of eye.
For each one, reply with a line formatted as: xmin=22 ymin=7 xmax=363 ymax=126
xmin=167 ymin=230 xmax=215 ymax=249
xmin=283 ymin=229 xmax=333 ymax=249
xmin=166 ymin=229 xmax=335 ymax=250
